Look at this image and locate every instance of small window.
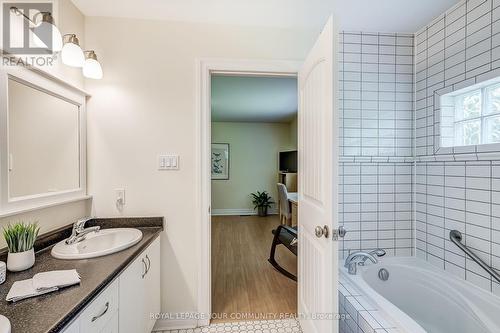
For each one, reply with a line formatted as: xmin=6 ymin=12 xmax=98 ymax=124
xmin=441 ymin=81 xmax=500 ymax=147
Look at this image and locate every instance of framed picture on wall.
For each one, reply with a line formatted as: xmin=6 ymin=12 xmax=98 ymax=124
xmin=211 ymin=143 xmax=230 ymax=180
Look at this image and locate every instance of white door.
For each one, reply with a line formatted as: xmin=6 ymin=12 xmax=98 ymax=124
xmin=298 ymin=16 xmax=339 ymax=333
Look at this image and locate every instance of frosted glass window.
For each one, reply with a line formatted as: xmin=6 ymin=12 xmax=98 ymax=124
xmin=441 ymin=81 xmax=500 ymax=147
xmin=455 ymin=90 xmax=481 ymax=121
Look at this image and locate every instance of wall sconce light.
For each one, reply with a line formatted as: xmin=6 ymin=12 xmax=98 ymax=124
xmin=83 ymin=51 xmax=103 ymax=79
xmin=9 ymin=7 xmax=103 ymax=78
xmin=32 ymin=12 xmax=63 ymax=52
xmin=61 ymin=34 xmax=85 ymax=67
xmin=10 ymin=7 xmax=63 ymax=52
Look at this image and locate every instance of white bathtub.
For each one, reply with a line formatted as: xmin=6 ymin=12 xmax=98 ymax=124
xmin=340 ymin=256 xmax=500 ymax=333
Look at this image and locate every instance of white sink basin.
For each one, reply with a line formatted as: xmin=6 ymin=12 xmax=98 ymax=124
xmin=0 ymin=315 xmax=10 ymax=333
xmin=51 ymin=228 xmax=143 ymax=260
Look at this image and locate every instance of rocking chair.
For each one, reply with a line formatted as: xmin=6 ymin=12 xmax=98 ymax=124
xmin=268 ymin=224 xmax=297 ymax=281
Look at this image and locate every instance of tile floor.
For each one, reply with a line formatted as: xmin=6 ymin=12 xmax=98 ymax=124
xmin=157 ymin=319 xmax=302 ymax=333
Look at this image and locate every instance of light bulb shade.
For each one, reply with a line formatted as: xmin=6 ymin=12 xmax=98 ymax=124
xmin=83 ymin=58 xmax=103 ymax=79
xmin=32 ymin=21 xmax=63 ymax=52
xmin=61 ymin=41 xmax=84 ymax=67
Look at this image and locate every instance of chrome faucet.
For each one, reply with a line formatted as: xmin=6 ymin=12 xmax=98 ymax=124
xmin=359 ymin=249 xmax=386 ymax=265
xmin=344 ymin=249 xmax=385 ymax=275
xmin=65 ymin=217 xmax=100 ymax=245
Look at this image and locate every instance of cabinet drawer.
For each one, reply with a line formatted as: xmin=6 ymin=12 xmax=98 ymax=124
xmin=99 ymin=310 xmax=118 ymax=333
xmin=79 ymin=279 xmax=119 ymax=333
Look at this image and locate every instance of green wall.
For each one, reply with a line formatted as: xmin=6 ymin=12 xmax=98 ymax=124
xmin=211 ymin=120 xmax=297 ymax=214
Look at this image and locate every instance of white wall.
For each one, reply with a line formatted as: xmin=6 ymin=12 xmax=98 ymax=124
xmin=0 ymin=200 xmax=90 ymax=248
xmin=0 ymin=0 xmax=91 ymax=238
xmin=289 ymin=115 xmax=298 ymax=148
xmin=211 ymin=121 xmax=296 ymax=214
xmin=84 ymin=16 xmax=316 ymax=317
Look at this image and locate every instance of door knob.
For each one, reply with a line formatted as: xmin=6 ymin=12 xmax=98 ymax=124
xmin=315 ymin=225 xmax=329 ymax=238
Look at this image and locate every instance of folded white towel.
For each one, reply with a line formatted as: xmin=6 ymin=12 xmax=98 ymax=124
xmin=6 ymin=279 xmax=58 ymax=302
xmin=32 ymin=269 xmax=80 ymax=291
xmin=6 ymin=270 xmax=81 ymax=302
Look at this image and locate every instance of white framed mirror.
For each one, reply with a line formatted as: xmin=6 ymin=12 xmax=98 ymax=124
xmin=0 ymin=66 xmax=88 ymax=215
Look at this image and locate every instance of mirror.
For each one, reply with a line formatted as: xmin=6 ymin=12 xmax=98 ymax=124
xmin=8 ymin=78 xmax=80 ymax=199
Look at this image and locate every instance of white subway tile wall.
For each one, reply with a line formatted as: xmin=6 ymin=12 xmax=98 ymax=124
xmin=339 ymin=32 xmax=415 ymax=259
xmin=340 ymin=32 xmax=414 ymax=158
xmin=339 ymin=162 xmax=414 ymax=258
xmin=416 ymin=160 xmax=500 ymax=295
xmin=337 ymin=0 xmax=500 ymax=303
xmin=415 ymin=0 xmax=500 ymax=296
xmin=415 ymin=0 xmax=500 ymax=156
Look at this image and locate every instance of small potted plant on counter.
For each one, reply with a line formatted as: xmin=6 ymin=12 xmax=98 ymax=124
xmin=3 ymin=222 xmax=40 ymax=272
xmin=251 ymin=191 xmax=275 ymax=217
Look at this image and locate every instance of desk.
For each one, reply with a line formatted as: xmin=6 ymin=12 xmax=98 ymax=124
xmin=287 ymin=192 xmax=298 ymax=203
xmin=288 ymin=192 xmax=298 ymax=227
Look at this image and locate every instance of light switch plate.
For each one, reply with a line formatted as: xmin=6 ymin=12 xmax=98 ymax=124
xmin=158 ymin=155 xmax=179 ymax=170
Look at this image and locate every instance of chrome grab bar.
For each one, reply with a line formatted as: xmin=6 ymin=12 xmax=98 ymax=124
xmin=449 ymin=230 xmax=500 ymax=283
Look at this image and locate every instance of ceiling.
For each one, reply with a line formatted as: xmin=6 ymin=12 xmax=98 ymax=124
xmin=71 ymin=0 xmax=460 ymax=33
xmin=211 ymin=76 xmax=297 ymax=123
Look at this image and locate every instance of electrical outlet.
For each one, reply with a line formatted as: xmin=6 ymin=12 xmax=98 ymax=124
xmin=115 ymin=188 xmax=125 ymax=206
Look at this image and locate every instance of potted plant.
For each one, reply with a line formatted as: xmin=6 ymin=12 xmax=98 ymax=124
xmin=3 ymin=222 xmax=40 ymax=272
xmin=251 ymin=191 xmax=275 ymax=217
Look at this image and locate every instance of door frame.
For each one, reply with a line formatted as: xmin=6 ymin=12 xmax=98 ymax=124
xmin=195 ymin=58 xmax=302 ymax=326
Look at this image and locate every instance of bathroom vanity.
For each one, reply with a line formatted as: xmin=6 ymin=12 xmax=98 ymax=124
xmin=0 ymin=217 xmax=163 ymax=333
xmin=61 ymin=237 xmax=160 ymax=333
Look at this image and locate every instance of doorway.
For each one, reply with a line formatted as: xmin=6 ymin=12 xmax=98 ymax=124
xmin=196 ymin=59 xmax=302 ymax=327
xmin=197 ymin=19 xmax=339 ymax=331
xmin=210 ymin=74 xmax=299 ymax=321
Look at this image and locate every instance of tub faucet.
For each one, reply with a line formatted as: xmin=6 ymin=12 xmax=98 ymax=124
xmin=344 ymin=251 xmax=379 ymax=275
xmin=65 ymin=217 xmax=100 ymax=245
xmin=359 ymin=249 xmax=386 ymax=266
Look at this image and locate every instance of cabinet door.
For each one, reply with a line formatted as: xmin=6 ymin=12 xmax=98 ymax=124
xmin=119 ymin=252 xmax=146 ymax=333
xmin=99 ymin=311 xmax=118 ymax=333
xmin=144 ymin=238 xmax=161 ymax=332
xmin=61 ymin=319 xmax=79 ymax=333
xmin=80 ymin=279 xmax=119 ymax=333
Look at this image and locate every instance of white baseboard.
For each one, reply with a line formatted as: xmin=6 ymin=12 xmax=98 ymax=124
xmin=152 ymin=318 xmax=198 ymax=331
xmin=211 ymin=208 xmax=278 ymax=216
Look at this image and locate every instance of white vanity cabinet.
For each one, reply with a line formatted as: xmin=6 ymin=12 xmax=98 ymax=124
xmin=60 ymin=237 xmax=161 ymax=333
xmin=61 ymin=320 xmax=79 ymax=333
xmin=79 ymin=278 xmax=119 ymax=333
xmin=59 ymin=278 xmax=118 ymax=333
xmin=119 ymin=237 xmax=161 ymax=333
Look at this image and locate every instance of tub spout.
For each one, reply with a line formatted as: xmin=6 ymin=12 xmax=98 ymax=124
xmin=344 ymin=251 xmax=379 ymax=274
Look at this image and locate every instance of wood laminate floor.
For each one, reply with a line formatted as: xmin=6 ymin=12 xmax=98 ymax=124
xmin=211 ymin=215 xmax=297 ymax=323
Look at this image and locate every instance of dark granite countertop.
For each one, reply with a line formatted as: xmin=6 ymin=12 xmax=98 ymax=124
xmin=0 ymin=217 xmax=163 ymax=333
